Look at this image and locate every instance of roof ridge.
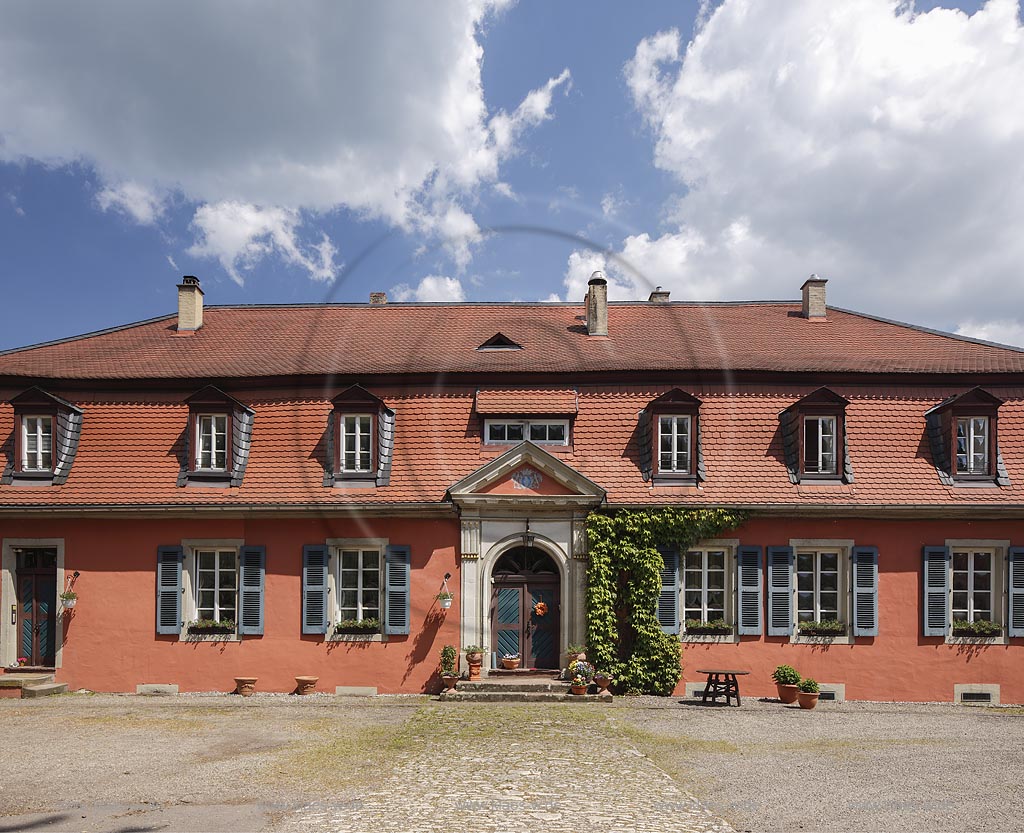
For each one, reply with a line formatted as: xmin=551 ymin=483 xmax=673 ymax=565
xmin=0 ymin=313 xmax=177 ymax=357
xmin=829 ymin=306 xmax=1024 ymax=355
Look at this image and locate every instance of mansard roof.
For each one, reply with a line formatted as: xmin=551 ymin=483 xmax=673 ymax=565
xmin=3 ymin=302 xmax=1024 ymax=381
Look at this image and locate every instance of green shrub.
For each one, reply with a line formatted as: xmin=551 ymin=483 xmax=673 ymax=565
xmin=952 ymin=619 xmax=1001 ymax=636
xmin=772 ymin=664 xmax=801 ymax=685
xmin=439 ymin=645 xmax=458 ymax=675
xmin=797 ymin=619 xmax=846 ymax=635
xmin=798 ymin=677 xmax=820 ymax=693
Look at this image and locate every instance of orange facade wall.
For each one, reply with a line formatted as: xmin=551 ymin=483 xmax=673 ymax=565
xmin=676 ymin=517 xmax=1024 ymax=704
xmin=1 ymin=516 xmax=460 ymax=695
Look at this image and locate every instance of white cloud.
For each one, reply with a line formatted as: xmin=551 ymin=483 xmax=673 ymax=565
xmin=569 ymin=0 xmax=1024 ymax=329
xmin=955 ymin=319 xmax=1024 ymax=348
xmin=0 ymin=3 xmax=569 ymax=281
xmin=188 ymin=202 xmax=337 ymax=285
xmin=5 ymin=192 xmax=24 ymax=216
xmin=166 ymin=254 xmax=179 ymax=272
xmin=391 ymin=275 xmax=466 ymax=303
xmin=96 ymin=182 xmax=164 ymax=225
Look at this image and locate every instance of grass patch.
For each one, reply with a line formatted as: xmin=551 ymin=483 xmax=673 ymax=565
xmin=984 ymin=706 xmax=1024 ymax=715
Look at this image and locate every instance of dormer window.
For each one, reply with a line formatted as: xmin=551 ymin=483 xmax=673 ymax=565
xmin=178 ymin=386 xmax=254 ymax=487
xmin=21 ymin=415 xmax=53 ymax=472
xmin=2 ymin=387 xmax=83 ymax=486
xmin=639 ymin=389 xmax=703 ymax=485
xmin=341 ymin=414 xmax=374 ymax=473
xmin=195 ymin=413 xmax=229 ymax=472
xmin=925 ymin=388 xmax=1005 ymax=485
xmin=325 ymin=386 xmax=395 ymax=488
xmin=484 ymin=419 xmax=568 ymax=446
xmin=474 ymin=388 xmax=577 ymax=449
xmin=779 ymin=387 xmax=851 ymax=484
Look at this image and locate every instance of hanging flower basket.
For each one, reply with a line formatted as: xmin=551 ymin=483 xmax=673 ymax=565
xmin=533 ymin=601 xmax=548 ymax=617
xmin=436 ymin=591 xmax=454 ymax=610
xmin=60 ymin=598 xmax=77 ymax=610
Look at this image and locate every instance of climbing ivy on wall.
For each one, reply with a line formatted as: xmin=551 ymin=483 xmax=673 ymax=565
xmin=585 ymin=507 xmax=748 ymax=695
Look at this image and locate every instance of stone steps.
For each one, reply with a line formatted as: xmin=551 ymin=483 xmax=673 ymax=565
xmin=456 ymin=680 xmax=568 ymax=693
xmin=0 ymin=673 xmax=59 ymax=699
xmin=439 ymin=690 xmax=612 ymax=703
xmin=22 ymin=682 xmax=68 ymax=698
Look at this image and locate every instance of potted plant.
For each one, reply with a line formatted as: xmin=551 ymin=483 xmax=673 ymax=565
xmin=501 ymin=652 xmax=521 ymax=670
xmin=334 ymin=617 xmax=381 ymax=634
xmin=565 ymin=643 xmax=586 ymax=665
xmin=684 ymin=618 xmax=731 ymax=635
xmin=772 ymin=664 xmax=801 ymax=703
xmin=593 ymin=671 xmax=613 ymax=695
xmin=952 ymin=618 xmax=1001 ymax=637
xmin=59 ymin=590 xmax=78 ymax=609
xmin=439 ymin=645 xmax=460 ymax=690
xmin=187 ymin=618 xmax=235 ymax=635
xmin=464 ymin=645 xmax=485 ymax=681
xmin=569 ymin=674 xmax=590 ymax=695
xmin=797 ymin=677 xmax=820 ymax=710
xmin=436 ymin=591 xmax=455 ymax=610
xmin=797 ymin=619 xmax=846 ymax=637
xmin=233 ymin=676 xmax=258 ymax=697
xmin=564 ymin=659 xmax=595 ymax=687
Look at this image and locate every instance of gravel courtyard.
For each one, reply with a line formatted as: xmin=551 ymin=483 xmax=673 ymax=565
xmin=0 ymin=693 xmax=1020 ymax=832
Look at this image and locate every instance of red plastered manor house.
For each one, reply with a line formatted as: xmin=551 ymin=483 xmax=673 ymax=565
xmin=2 ymin=273 xmax=1024 ymax=703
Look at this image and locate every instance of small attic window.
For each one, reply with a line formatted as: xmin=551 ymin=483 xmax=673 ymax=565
xmin=476 ymin=333 xmax=522 ymax=351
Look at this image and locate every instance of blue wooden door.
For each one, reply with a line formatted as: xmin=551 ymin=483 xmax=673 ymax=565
xmin=494 ymin=586 xmax=523 ymax=659
xmin=527 ymin=583 xmax=559 ymax=669
xmin=19 ymin=573 xmax=56 ymax=667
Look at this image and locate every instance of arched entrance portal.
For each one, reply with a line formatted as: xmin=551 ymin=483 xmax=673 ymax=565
xmin=490 ymin=546 xmax=561 ymax=669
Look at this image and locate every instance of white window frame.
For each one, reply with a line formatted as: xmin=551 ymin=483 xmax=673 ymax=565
xmin=340 ymin=413 xmax=374 ymax=473
xmin=955 ymin=416 xmax=990 ymax=475
xmin=483 ymin=419 xmax=569 ymax=446
xmin=947 ymin=539 xmax=1008 ymax=644
xmin=658 ymin=415 xmax=692 ymax=474
xmin=195 ymin=413 xmax=229 ymax=472
xmin=789 ymin=539 xmax=854 ymax=644
xmin=326 ymin=538 xmax=389 ymax=642
xmin=180 ymin=539 xmax=243 ymax=640
xmin=21 ymin=415 xmax=53 ymax=471
xmin=679 ymin=540 xmax=739 ymax=643
xmin=802 ymin=415 xmax=837 ymax=475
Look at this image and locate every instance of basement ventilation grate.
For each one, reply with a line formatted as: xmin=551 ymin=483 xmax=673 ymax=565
xmin=818 ymin=691 xmax=836 ymax=701
xmin=960 ymin=691 xmax=993 ymax=703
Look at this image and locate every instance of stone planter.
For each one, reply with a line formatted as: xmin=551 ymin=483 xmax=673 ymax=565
xmin=466 ymin=653 xmax=483 ymax=682
xmin=566 ymin=651 xmax=586 ymax=666
xmin=776 ymin=683 xmax=799 ymax=704
xmin=295 ymin=675 xmax=319 ymax=695
xmin=441 ymin=674 xmax=460 ymax=691
xmin=798 ymin=691 xmax=819 ymax=710
xmin=234 ymin=676 xmax=258 ymax=697
xmin=593 ymin=674 xmax=613 ymax=695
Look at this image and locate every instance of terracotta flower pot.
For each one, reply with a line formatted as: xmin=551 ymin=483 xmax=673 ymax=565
xmin=441 ymin=674 xmax=460 ymax=691
xmin=593 ymin=674 xmax=612 ymax=695
xmin=501 ymin=658 xmax=521 ymax=670
xmin=566 ymin=651 xmax=586 ymax=666
xmin=234 ymin=676 xmax=258 ymax=697
xmin=570 ymin=684 xmax=589 ymax=696
xmin=466 ymin=653 xmax=483 ymax=681
xmin=798 ymin=691 xmax=819 ymax=710
xmin=776 ymin=683 xmax=799 ymax=704
xmin=294 ymin=675 xmax=319 ymax=695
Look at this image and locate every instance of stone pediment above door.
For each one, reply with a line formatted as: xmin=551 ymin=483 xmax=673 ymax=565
xmin=447 ymin=442 xmax=606 ymax=510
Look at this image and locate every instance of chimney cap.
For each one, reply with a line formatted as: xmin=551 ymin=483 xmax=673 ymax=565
xmin=178 ymin=275 xmax=203 ymax=292
xmin=588 ymin=270 xmax=607 ymax=287
xmin=369 ymin=291 xmax=387 ymax=305
xmin=648 ymin=285 xmax=671 ymax=302
xmin=801 ymin=273 xmax=828 ymax=289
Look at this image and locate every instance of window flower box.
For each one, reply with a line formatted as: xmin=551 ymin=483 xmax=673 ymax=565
xmin=334 ymin=617 xmax=381 ymax=635
xmin=951 ymin=619 xmax=1001 ymax=637
xmin=684 ymin=618 xmax=731 ymax=635
xmin=797 ymin=619 xmax=846 ymax=637
xmin=187 ymin=619 xmax=236 ymax=635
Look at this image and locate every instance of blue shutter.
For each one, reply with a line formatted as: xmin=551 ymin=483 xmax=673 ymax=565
xmin=238 ymin=546 xmax=265 ymax=635
xmin=385 ymin=545 xmax=411 ymax=636
xmin=302 ymin=545 xmax=329 ymax=635
xmin=1008 ymin=547 xmax=1024 ymax=638
xmin=923 ymin=546 xmax=950 ymax=637
xmin=657 ymin=548 xmax=680 ymax=634
xmin=852 ymin=546 xmax=879 ymax=637
xmin=156 ymin=546 xmax=183 ymax=635
xmin=766 ymin=546 xmax=794 ymax=636
xmin=736 ymin=546 xmax=763 ymax=635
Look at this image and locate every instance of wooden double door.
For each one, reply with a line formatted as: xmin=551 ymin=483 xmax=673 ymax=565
xmin=16 ymin=548 xmax=57 ymax=667
xmin=490 ymin=546 xmax=560 ymax=670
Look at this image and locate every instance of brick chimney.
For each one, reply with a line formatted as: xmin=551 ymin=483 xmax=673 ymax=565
xmin=369 ymin=292 xmax=387 ymax=305
xmin=648 ymin=286 xmax=670 ymax=303
xmin=177 ymin=276 xmax=204 ymax=331
xmin=801 ymin=275 xmax=827 ymax=320
xmin=586 ymin=272 xmax=608 ymax=336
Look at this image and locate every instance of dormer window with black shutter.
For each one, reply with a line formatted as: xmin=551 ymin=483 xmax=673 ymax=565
xmin=638 ymin=389 xmax=704 ymax=485
xmin=779 ymin=387 xmax=853 ymax=484
xmin=325 ymin=385 xmax=395 ymax=488
xmin=177 ymin=386 xmax=255 ymax=487
xmin=925 ymin=387 xmax=1009 ymax=486
xmin=2 ymin=387 xmax=83 ymax=485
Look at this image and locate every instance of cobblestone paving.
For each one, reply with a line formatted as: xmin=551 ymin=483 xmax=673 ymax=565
xmin=286 ymin=703 xmax=733 ymax=833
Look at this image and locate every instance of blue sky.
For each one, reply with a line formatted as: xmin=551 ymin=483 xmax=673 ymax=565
xmin=3 ymin=0 xmax=1020 ymax=352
